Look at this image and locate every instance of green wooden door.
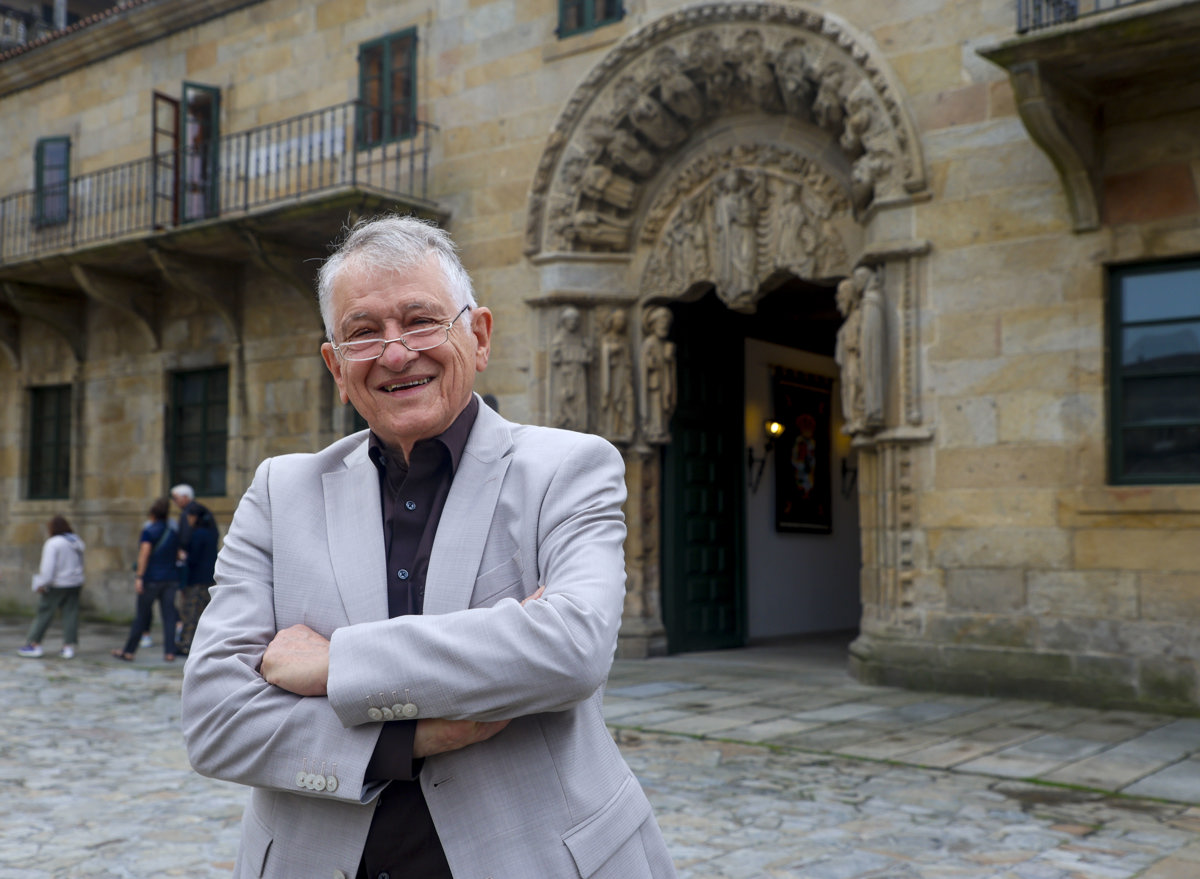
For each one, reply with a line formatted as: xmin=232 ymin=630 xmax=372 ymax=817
xmin=662 ymin=299 xmax=746 ymax=653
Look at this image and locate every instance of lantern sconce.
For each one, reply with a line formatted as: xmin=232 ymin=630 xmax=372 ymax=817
xmin=748 ymin=419 xmax=785 ymax=493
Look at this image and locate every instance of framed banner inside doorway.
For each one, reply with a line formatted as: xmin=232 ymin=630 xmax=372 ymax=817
xmin=771 ymin=367 xmax=833 ymax=533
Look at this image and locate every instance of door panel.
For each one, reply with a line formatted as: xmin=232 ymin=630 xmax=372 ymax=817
xmin=180 ymin=82 xmax=221 ymax=222
xmin=663 ymin=297 xmax=746 ymax=653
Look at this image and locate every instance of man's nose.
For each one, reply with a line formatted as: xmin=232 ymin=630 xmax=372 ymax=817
xmin=378 ymin=338 xmax=418 ymax=368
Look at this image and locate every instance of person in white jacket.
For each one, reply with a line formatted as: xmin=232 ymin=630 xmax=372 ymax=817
xmin=18 ymin=515 xmax=86 ymax=659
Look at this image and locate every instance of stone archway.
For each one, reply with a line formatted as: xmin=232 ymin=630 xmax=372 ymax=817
xmin=525 ymin=1 xmax=932 ymax=657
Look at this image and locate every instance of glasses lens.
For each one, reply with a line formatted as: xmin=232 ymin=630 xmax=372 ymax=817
xmin=402 ymin=326 xmax=449 ymax=352
xmin=340 ymin=340 xmax=385 ymax=361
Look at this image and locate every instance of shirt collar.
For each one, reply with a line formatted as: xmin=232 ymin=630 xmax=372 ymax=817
xmin=368 ymin=394 xmax=480 ymax=476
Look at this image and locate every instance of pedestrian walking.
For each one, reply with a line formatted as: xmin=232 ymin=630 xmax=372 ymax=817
xmin=176 ymin=501 xmax=217 ymax=655
xmin=113 ymin=498 xmax=181 ymax=662
xmin=18 ymin=514 xmax=86 ymax=659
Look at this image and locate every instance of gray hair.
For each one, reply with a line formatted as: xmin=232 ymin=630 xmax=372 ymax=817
xmin=316 ymin=214 xmax=477 ymax=341
xmin=170 ymin=484 xmax=195 ymax=502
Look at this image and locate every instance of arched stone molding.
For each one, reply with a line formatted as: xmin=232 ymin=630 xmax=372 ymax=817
xmin=524 ymin=0 xmax=928 ymax=260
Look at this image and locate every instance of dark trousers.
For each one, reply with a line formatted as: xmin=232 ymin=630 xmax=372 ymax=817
xmin=123 ymin=580 xmax=179 ymax=656
xmin=176 ymin=584 xmax=211 ymax=653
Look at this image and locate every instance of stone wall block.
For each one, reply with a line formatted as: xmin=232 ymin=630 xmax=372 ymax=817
xmin=1028 ymin=570 xmax=1139 ymax=620
xmin=929 ymin=526 xmax=1070 ymax=568
xmin=1076 ymin=529 xmax=1200 ymax=572
xmin=924 ymin=611 xmax=1036 ymax=648
xmin=1140 ymin=572 xmax=1200 ymax=623
xmin=944 ymin=568 xmax=1024 ymax=613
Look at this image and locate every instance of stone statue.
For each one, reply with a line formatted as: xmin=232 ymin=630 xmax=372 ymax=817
xmin=735 ymin=30 xmax=781 ymax=111
xmin=835 ymin=265 xmax=885 ymax=435
xmin=550 ymin=305 xmax=592 ymax=432
xmin=604 ymin=128 xmax=657 ymax=178
xmin=773 ymin=181 xmax=817 ymax=277
xmin=835 ymin=270 xmax=864 ymax=434
xmin=713 ymin=168 xmax=762 ymax=311
xmin=567 ymin=209 xmax=631 ymax=250
xmin=813 ymin=63 xmax=846 ymax=134
xmin=599 ymin=308 xmax=635 ymax=442
xmin=580 ymin=164 xmax=637 ymax=210
xmin=859 ymin=266 xmax=886 ymax=431
xmin=777 ymin=39 xmax=814 ymax=119
xmin=690 ymin=31 xmax=733 ymax=109
xmin=654 ymin=46 xmax=704 ymax=123
xmin=615 ymin=77 xmax=689 ymax=150
xmin=666 ymin=197 xmax=709 ymax=289
xmin=640 ymin=306 xmax=676 ymax=443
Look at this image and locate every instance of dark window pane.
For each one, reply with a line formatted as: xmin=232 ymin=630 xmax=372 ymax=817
xmin=28 ymin=384 xmax=71 ymax=499
xmin=1122 ymin=375 xmax=1200 ymax=423
xmin=170 ymin=367 xmax=228 ymax=496
xmin=1122 ymin=321 xmax=1200 ymax=373
xmin=1121 ymin=269 xmax=1200 ymax=323
xmin=1121 ymin=426 xmax=1200 ymax=478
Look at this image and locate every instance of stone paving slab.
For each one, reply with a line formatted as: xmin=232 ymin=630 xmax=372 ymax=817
xmin=5 ymin=619 xmax=1200 ymax=878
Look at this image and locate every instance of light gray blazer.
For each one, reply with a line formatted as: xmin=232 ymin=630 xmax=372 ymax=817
xmin=181 ymin=399 xmax=676 ymax=879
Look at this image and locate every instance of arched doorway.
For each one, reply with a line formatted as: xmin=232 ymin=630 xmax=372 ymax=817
xmin=523 ymin=1 xmax=931 ymax=658
xmin=660 ymin=279 xmax=861 ymax=653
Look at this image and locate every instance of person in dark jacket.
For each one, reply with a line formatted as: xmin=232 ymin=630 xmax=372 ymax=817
xmin=113 ymin=498 xmax=180 ymax=662
xmin=176 ymin=502 xmax=218 ymax=655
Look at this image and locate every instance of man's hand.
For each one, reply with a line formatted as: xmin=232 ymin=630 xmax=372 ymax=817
xmin=262 ymin=624 xmax=330 ymax=696
xmin=413 ymin=717 xmax=511 ymax=758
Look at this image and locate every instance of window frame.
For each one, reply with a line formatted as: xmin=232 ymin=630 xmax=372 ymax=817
xmin=28 ymin=384 xmax=72 ymax=500
xmin=356 ymin=28 xmax=418 ymax=149
xmin=557 ymin=0 xmax=624 ymax=39
xmin=169 ymin=366 xmax=229 ymax=497
xmin=34 ymin=135 xmax=71 ymax=227
xmin=1108 ymin=258 xmax=1200 ymax=485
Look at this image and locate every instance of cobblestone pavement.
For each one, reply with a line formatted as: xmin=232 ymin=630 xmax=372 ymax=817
xmin=4 ymin=619 xmax=1200 ymax=878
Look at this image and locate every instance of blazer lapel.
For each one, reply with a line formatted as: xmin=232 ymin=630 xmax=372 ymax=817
xmin=323 ymin=443 xmax=389 ymax=625
xmin=423 ymin=401 xmax=514 ymax=615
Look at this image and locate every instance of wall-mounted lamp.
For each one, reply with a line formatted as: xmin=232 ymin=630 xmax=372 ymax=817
xmin=748 ymin=419 xmax=785 ymax=493
xmin=840 ymin=456 xmax=858 ymax=499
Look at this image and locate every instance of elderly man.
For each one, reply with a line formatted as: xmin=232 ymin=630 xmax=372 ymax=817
xmin=181 ymin=215 xmax=676 ymax=879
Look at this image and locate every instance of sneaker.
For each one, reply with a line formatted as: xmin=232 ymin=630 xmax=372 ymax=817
xmin=139 ymin=634 xmax=153 ymax=648
xmin=60 ymin=645 xmax=76 ymax=659
xmin=17 ymin=644 xmax=43 ymax=658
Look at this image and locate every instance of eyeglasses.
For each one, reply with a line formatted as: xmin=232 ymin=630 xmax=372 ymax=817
xmin=332 ymin=305 xmax=471 ymax=361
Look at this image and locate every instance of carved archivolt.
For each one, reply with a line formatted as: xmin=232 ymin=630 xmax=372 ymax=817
xmin=525 ymin=1 xmax=926 ymax=258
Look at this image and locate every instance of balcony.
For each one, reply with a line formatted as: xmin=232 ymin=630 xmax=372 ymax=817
xmin=0 ymin=101 xmax=441 ymax=358
xmin=980 ymin=0 xmax=1200 ymax=231
xmin=1017 ymin=0 xmax=1158 ymax=32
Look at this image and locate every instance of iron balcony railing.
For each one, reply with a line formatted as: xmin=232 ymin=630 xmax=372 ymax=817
xmin=0 ymin=101 xmax=435 ymax=265
xmin=1017 ymin=0 xmax=1157 ymax=33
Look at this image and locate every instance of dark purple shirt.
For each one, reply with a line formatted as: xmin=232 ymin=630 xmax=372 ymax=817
xmin=357 ymin=396 xmax=479 ymax=879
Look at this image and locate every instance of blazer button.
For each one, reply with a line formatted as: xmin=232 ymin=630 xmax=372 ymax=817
xmin=326 ymin=775 xmax=339 ymax=793
xmin=391 ymin=703 xmax=406 ymax=716
xmin=367 ymin=707 xmax=384 ymax=721
xmin=380 ymin=706 xmax=395 ymax=721
xmin=401 ymin=702 xmax=418 ymax=718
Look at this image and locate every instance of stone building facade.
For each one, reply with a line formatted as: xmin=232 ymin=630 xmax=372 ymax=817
xmin=2 ymin=0 xmax=1199 ymax=711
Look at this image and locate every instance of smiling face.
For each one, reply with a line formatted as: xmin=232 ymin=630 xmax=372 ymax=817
xmin=320 ymin=254 xmax=492 ymax=460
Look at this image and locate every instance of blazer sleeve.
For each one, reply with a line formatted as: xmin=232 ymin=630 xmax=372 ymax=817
xmin=180 ymin=456 xmax=384 ymax=804
xmin=326 ymin=430 xmax=628 ymax=727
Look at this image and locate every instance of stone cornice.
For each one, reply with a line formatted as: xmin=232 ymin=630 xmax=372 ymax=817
xmin=0 ymin=0 xmax=267 ymax=98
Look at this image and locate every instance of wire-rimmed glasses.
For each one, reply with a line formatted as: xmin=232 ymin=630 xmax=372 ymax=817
xmin=332 ymin=305 xmax=471 ymax=361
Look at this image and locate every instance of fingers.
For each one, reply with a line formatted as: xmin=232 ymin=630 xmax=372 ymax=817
xmin=520 ymin=585 xmax=546 ymax=607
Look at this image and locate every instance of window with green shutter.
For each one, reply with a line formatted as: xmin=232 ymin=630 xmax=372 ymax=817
xmin=357 ymin=29 xmax=417 ymax=148
xmin=558 ymin=0 xmax=623 ymax=38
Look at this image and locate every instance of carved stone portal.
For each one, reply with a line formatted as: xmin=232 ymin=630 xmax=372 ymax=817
xmin=525 ymin=1 xmax=927 ymax=259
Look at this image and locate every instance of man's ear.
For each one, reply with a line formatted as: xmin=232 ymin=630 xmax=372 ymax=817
xmin=471 ymin=307 xmax=494 ymax=373
xmin=321 ymin=343 xmax=350 ymax=404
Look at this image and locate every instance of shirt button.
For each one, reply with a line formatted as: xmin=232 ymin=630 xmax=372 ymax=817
xmin=405 ymin=500 xmax=416 ymax=511
xmin=397 ymin=569 xmax=409 ymax=580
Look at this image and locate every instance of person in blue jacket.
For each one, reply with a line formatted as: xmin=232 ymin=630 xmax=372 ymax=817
xmin=113 ymin=498 xmax=180 ymax=661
